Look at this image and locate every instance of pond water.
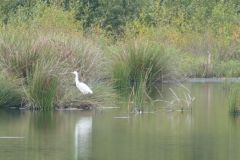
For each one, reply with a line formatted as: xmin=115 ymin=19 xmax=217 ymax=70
xmin=0 ymin=83 xmax=240 ymax=160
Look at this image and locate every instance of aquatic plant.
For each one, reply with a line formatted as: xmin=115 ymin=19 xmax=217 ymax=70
xmin=0 ymin=74 xmax=22 ymax=108
xmin=112 ymin=40 xmax=175 ymax=93
xmin=128 ymin=78 xmax=151 ymax=113
xmin=159 ymin=84 xmax=195 ymax=111
xmin=26 ymin=62 xmax=59 ymax=110
xmin=111 ymin=40 xmax=179 ymax=113
xmin=228 ymin=84 xmax=240 ymax=114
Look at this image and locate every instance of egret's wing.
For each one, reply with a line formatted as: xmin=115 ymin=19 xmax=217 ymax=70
xmin=77 ymin=82 xmax=93 ymax=94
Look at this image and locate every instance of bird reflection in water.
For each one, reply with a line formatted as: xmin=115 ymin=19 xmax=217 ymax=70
xmin=75 ymin=117 xmax=92 ymax=160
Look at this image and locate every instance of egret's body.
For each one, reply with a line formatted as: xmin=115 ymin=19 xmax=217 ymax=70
xmin=72 ymin=71 xmax=93 ymax=95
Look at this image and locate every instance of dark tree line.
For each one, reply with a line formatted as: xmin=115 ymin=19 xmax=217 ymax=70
xmin=1 ymin=0 xmax=239 ymax=34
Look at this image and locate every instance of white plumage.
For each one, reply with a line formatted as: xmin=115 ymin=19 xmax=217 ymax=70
xmin=72 ymin=71 xmax=93 ymax=95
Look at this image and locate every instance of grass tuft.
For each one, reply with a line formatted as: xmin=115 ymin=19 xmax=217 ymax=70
xmin=228 ymin=84 xmax=240 ymax=114
xmin=112 ymin=40 xmax=176 ymax=93
xmin=0 ymin=74 xmax=23 ymax=108
xmin=26 ymin=62 xmax=59 ymax=110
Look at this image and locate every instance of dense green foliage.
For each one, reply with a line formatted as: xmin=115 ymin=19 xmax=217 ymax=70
xmin=0 ymin=0 xmax=239 ymax=35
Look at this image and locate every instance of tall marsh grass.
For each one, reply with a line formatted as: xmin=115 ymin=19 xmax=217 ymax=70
xmin=162 ymin=86 xmax=195 ymax=111
xmin=26 ymin=59 xmax=59 ymax=110
xmin=112 ymin=40 xmax=176 ymax=93
xmin=0 ymin=30 xmax=111 ymax=110
xmin=0 ymin=74 xmax=22 ymax=108
xmin=128 ymin=78 xmax=152 ymax=113
xmin=0 ymin=33 xmax=39 ymax=79
xmin=111 ymin=40 xmax=178 ymax=113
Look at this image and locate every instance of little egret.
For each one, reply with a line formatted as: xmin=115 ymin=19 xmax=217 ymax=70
xmin=72 ymin=71 xmax=93 ymax=95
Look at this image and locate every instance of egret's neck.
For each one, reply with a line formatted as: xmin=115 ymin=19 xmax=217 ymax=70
xmin=75 ymin=73 xmax=79 ymax=82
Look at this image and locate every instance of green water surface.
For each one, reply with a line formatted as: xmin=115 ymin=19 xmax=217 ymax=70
xmin=0 ymin=83 xmax=240 ymax=160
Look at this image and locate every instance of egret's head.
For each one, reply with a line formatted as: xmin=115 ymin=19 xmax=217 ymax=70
xmin=71 ymin=71 xmax=78 ymax=76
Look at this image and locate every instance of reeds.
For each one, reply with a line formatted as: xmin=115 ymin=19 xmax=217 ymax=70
xmin=128 ymin=79 xmax=151 ymax=113
xmin=26 ymin=62 xmax=59 ymax=110
xmin=112 ymin=40 xmax=175 ymax=92
xmin=0 ymin=33 xmax=38 ymax=79
xmin=228 ymin=84 xmax=240 ymax=114
xmin=111 ymin=40 xmax=178 ymax=113
xmin=159 ymin=84 xmax=195 ymax=111
xmin=0 ymin=31 xmax=112 ymax=110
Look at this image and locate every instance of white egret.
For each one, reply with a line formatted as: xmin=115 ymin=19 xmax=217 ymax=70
xmin=72 ymin=71 xmax=93 ymax=95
